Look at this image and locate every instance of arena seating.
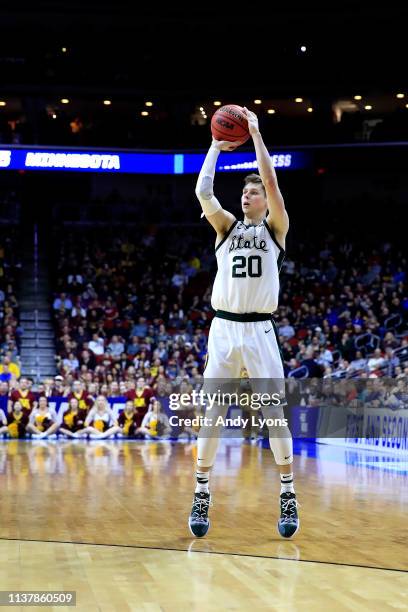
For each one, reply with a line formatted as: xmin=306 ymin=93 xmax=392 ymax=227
xmin=47 ymin=225 xmax=407 ymax=389
xmin=0 ymin=228 xmax=22 ymax=383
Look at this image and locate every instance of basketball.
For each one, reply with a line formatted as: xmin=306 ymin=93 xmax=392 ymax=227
xmin=211 ymin=104 xmax=250 ymax=144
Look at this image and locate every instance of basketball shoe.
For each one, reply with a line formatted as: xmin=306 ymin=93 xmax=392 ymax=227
xmin=188 ymin=491 xmax=211 ymax=537
xmin=278 ymin=491 xmax=299 ymax=538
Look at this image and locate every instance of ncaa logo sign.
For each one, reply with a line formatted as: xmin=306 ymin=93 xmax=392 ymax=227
xmin=0 ymin=150 xmax=11 ymax=167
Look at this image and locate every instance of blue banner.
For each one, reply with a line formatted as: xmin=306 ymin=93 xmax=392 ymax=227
xmin=0 ymin=147 xmax=310 ymax=174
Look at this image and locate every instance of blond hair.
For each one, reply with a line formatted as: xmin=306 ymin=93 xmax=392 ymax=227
xmin=243 ymin=173 xmax=266 ymax=196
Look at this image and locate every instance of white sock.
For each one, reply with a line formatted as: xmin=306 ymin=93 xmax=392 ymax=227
xmin=195 ymin=470 xmax=210 ymax=494
xmin=280 ymin=472 xmax=295 ymax=494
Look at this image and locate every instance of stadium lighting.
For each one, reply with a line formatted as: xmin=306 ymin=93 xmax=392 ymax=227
xmin=203 ymin=115 xmax=207 ymax=119
xmin=52 ymin=113 xmax=57 ymax=119
xmin=145 ymin=101 xmax=153 ymax=107
xmin=0 ymin=101 xmax=6 ymax=107
xmin=61 ymin=47 xmax=67 ymax=53
xmin=364 ymin=105 xmax=372 ymax=110
xmin=141 ymin=111 xmax=149 ymax=116
xmin=354 ymin=95 xmax=362 ymax=100
xmin=199 ymin=107 xmax=204 ymax=111
xmin=295 ymin=98 xmax=303 ymax=103
xmin=60 ymin=98 xmax=69 ymax=104
xmin=396 ymin=93 xmax=405 ymax=99
xmin=267 ymin=109 xmax=275 ymax=114
xmin=307 ymin=107 xmax=313 ymax=113
xmin=254 ymin=99 xmax=262 ymax=104
xmin=300 ymin=45 xmax=306 ymax=52
xmin=214 ymin=101 xmax=222 ymax=106
xmin=103 ymin=100 xmax=112 ymax=106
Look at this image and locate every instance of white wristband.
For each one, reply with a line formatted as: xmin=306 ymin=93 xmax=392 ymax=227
xmin=195 ymin=145 xmax=221 ymax=217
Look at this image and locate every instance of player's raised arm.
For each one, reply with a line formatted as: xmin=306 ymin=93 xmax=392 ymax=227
xmin=195 ymin=139 xmax=237 ymax=237
xmin=242 ymin=107 xmax=289 ymax=245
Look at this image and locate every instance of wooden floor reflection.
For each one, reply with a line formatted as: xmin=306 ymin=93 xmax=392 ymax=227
xmin=0 ymin=440 xmax=407 ymax=610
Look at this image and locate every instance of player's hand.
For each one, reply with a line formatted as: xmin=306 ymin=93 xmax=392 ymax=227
xmin=211 ymin=138 xmax=242 ymax=152
xmin=242 ymin=107 xmax=260 ymax=136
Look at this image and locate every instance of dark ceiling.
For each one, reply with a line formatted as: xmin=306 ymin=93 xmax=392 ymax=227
xmin=0 ymin=5 xmax=406 ymax=100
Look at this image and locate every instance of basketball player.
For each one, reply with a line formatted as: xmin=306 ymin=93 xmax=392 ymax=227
xmin=189 ymin=107 xmax=299 ymax=538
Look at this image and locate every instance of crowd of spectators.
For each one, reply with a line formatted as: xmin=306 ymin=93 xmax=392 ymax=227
xmin=50 ymin=226 xmax=211 ymax=390
xmin=48 ymin=225 xmax=408 ymax=388
xmin=278 ymin=239 xmax=408 ymax=379
xmin=0 ymin=375 xmax=182 ymax=440
xmin=0 ymin=230 xmax=22 ymax=376
xmin=1 ymin=370 xmax=407 ymax=442
xmin=290 ymin=377 xmax=408 ymax=412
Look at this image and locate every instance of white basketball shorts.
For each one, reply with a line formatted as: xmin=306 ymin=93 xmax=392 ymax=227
xmin=204 ymin=315 xmax=284 ymax=379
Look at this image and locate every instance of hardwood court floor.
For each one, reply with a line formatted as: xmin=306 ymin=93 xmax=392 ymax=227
xmin=0 ymin=439 xmax=407 ymax=611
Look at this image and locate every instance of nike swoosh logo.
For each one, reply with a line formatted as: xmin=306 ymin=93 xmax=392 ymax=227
xmin=265 ymin=328 xmax=273 ymax=334
xmin=284 ymin=455 xmax=291 ymax=460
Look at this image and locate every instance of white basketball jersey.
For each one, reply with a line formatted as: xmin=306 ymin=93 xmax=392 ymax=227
xmin=211 ymin=219 xmax=285 ymax=314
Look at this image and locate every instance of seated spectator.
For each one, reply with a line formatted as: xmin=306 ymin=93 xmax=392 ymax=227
xmin=9 ymin=376 xmax=37 ymax=414
xmin=26 ymin=396 xmax=59 ymax=439
xmin=316 ymin=348 xmax=334 ymax=368
xmin=83 ymin=396 xmax=120 ymax=439
xmin=131 ymin=317 xmax=148 ymax=339
xmin=88 ymin=333 xmax=105 ymax=356
xmin=53 ymin=292 xmax=73 ymax=311
xmin=137 ymin=399 xmax=171 ymax=439
xmin=51 ymin=375 xmax=69 ymax=397
xmin=67 ymin=380 xmax=94 ymax=414
xmin=59 ymin=397 xmax=88 ymax=438
xmin=347 ymin=351 xmax=367 ymax=374
xmin=157 ymin=324 xmax=170 ymax=343
xmin=279 ymin=317 xmax=295 ymax=340
xmin=3 ymin=401 xmax=29 ymax=438
xmin=127 ymin=336 xmax=141 ymax=356
xmin=71 ymin=298 xmax=87 ymax=319
xmin=301 ymin=347 xmax=324 ymax=378
xmin=126 ymin=376 xmax=153 ymax=416
xmin=107 ymin=335 xmax=125 ymax=359
xmin=67 ymin=273 xmax=83 ymax=286
xmin=389 ymin=379 xmax=408 ymax=408
xmin=109 ymin=381 xmax=122 ymax=397
xmin=171 ymin=266 xmax=187 ymax=288
xmin=367 ymin=348 xmax=386 ymax=373
xmin=73 ymin=325 xmax=90 ymax=348
xmin=117 ymin=400 xmax=143 ymax=437
xmin=79 ymin=349 xmax=96 ymax=370
xmin=62 ymin=352 xmax=79 ymax=374
xmin=0 ymin=362 xmax=16 ymax=386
